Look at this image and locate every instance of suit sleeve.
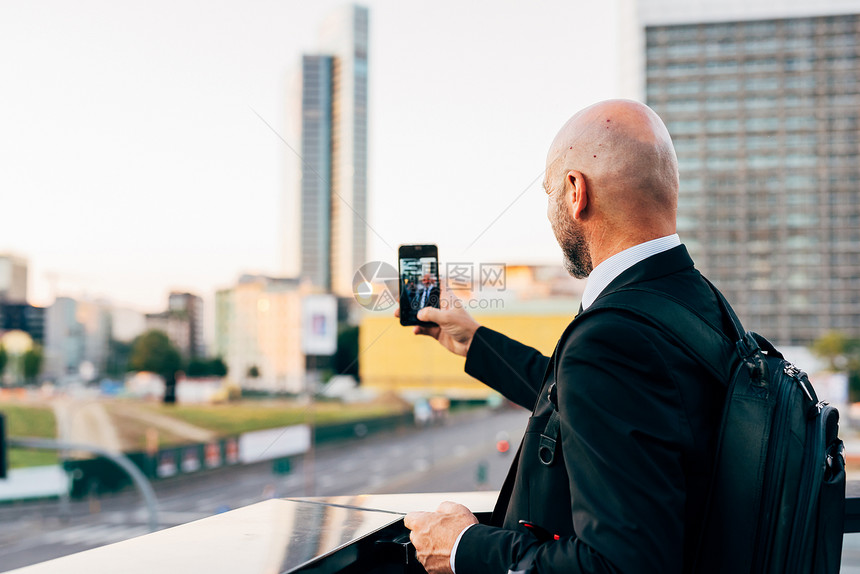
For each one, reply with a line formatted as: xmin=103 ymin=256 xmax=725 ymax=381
xmin=456 ymin=314 xmax=689 ymax=573
xmin=464 ymin=326 xmax=551 ymax=410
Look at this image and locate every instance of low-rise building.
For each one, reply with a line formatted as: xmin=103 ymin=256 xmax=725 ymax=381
xmin=215 ymin=275 xmax=305 ymax=393
xmin=359 ymin=302 xmax=580 ymax=400
xmin=0 ymin=254 xmax=28 ymax=303
xmin=0 ymin=303 xmax=45 ymax=346
xmin=145 ymin=292 xmax=204 ymax=359
xmin=43 ymin=297 xmax=111 ymax=382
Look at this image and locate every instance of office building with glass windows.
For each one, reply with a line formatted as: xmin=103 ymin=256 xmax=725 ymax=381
xmin=299 ymin=55 xmax=335 ymax=291
xmin=625 ymin=1 xmax=860 ymax=345
xmin=294 ymin=5 xmax=369 ymax=297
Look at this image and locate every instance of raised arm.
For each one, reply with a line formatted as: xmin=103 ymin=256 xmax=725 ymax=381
xmin=463 ymin=326 xmax=550 ymax=410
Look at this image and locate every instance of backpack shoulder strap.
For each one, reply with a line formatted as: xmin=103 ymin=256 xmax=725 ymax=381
xmin=582 ymin=284 xmax=778 ymax=572
xmin=581 ymin=285 xmax=738 ymax=384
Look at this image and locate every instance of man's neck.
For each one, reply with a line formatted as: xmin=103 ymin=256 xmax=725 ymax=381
xmin=588 ymin=229 xmax=677 ymax=270
xmin=580 ymin=233 xmax=681 ymax=310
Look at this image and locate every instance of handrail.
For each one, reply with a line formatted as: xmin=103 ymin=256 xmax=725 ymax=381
xmin=8 ymin=437 xmax=160 ymax=532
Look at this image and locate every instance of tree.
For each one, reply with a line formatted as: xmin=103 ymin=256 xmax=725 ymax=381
xmin=811 ymin=331 xmax=854 ymax=371
xmin=22 ymin=345 xmax=43 ymax=385
xmin=210 ymin=357 xmax=228 ymax=377
xmin=186 ymin=359 xmax=207 ymax=378
xmin=0 ymin=345 xmax=6 ymax=381
xmin=186 ymin=357 xmax=228 ymax=378
xmin=129 ymin=330 xmax=183 ymax=403
xmin=812 ymin=330 xmax=860 ymax=401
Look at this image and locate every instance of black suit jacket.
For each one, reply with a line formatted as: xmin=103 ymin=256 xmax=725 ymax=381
xmin=456 ymin=245 xmax=727 ymax=573
xmin=420 ymin=285 xmax=440 ymax=309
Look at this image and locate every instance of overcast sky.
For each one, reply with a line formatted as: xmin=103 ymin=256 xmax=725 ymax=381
xmin=0 ymin=0 xmax=623 ymax=311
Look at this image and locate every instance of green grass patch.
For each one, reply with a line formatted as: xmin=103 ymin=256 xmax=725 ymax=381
xmin=9 ymin=449 xmax=58 ymax=468
xmin=1 ymin=403 xmax=58 ymax=468
xmin=138 ymin=401 xmax=408 ymax=436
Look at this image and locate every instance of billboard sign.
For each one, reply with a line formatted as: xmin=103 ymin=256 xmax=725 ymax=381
xmin=301 ymin=294 xmax=338 ymax=356
xmin=238 ymin=424 xmax=311 ymax=464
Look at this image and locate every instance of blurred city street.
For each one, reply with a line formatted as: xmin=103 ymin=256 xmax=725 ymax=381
xmin=0 ymin=407 xmax=526 ymax=572
xmin=1 ymin=0 xmax=860 ymax=571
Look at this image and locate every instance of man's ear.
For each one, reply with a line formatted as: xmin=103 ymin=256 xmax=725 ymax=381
xmin=566 ymin=170 xmax=588 ymax=220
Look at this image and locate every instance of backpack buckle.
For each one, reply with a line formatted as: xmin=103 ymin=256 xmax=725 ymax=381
xmin=539 ymin=409 xmax=561 ymax=466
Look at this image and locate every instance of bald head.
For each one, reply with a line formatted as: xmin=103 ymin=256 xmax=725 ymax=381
xmin=545 ymin=100 xmax=679 ymax=235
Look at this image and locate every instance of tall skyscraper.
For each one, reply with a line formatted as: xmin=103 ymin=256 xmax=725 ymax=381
xmin=300 ymin=55 xmax=334 ymax=290
xmin=627 ymin=0 xmax=860 ymax=345
xmin=295 ymin=5 xmax=369 ymax=296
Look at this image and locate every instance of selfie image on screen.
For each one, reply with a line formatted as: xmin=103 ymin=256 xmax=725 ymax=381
xmin=399 ymin=257 xmax=439 ymax=324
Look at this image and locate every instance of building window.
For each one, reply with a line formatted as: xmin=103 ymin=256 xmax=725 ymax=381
xmin=745 ymin=77 xmax=780 ymax=91
xmin=705 ymin=97 xmax=739 ymax=112
xmin=707 ymin=78 xmax=740 ymax=92
xmin=706 ymin=118 xmax=740 ymax=132
xmin=745 ymin=117 xmax=780 ymax=131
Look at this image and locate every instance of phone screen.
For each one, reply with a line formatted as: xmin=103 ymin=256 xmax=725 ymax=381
xmin=399 ymin=245 xmax=439 ymax=326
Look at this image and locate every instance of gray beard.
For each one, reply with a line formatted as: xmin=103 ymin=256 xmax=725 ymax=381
xmin=561 ymin=236 xmax=592 ymax=279
xmin=551 ymin=195 xmax=593 ymax=280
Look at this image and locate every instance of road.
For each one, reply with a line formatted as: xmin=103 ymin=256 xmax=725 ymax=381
xmin=0 ymin=406 xmax=527 ymax=572
xmin=5 ymin=405 xmax=859 ymax=572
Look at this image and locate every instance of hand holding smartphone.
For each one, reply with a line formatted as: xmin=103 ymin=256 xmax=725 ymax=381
xmin=398 ymin=244 xmax=440 ymax=326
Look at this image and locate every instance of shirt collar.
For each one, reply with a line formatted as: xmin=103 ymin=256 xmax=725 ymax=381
xmin=580 ymin=234 xmax=681 ymax=311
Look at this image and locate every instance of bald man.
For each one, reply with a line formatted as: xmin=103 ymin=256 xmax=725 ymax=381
xmin=402 ymin=100 xmax=729 ymax=573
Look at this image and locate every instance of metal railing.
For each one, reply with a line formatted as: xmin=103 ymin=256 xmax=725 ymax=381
xmin=7 ymin=437 xmax=160 ymax=532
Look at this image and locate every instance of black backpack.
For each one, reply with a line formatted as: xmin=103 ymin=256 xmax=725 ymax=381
xmin=588 ymin=282 xmax=847 ymax=573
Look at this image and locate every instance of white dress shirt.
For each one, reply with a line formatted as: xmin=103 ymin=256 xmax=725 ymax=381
xmin=449 ymin=233 xmax=681 ymax=573
xmin=580 ymin=234 xmax=680 ymax=310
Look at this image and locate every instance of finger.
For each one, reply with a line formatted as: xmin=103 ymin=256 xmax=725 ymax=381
xmin=436 ymin=501 xmax=466 ymax=514
xmin=437 ymin=501 xmax=474 ymax=517
xmin=417 ymin=306 xmax=442 ymax=323
xmin=394 ymin=307 xmax=400 ymax=318
xmin=403 ymin=511 xmax=428 ymax=530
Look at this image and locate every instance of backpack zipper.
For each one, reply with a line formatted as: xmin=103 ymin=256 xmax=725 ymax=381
xmin=784 ymin=363 xmax=815 ymax=404
xmin=784 ymin=396 xmax=826 ymax=572
xmin=754 ymin=363 xmax=794 ymax=571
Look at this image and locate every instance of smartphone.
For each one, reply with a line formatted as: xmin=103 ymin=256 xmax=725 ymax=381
xmin=399 ymin=244 xmax=440 ymax=326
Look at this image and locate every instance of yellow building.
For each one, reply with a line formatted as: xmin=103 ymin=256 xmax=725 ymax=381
xmin=359 ymin=300 xmax=580 ymax=399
